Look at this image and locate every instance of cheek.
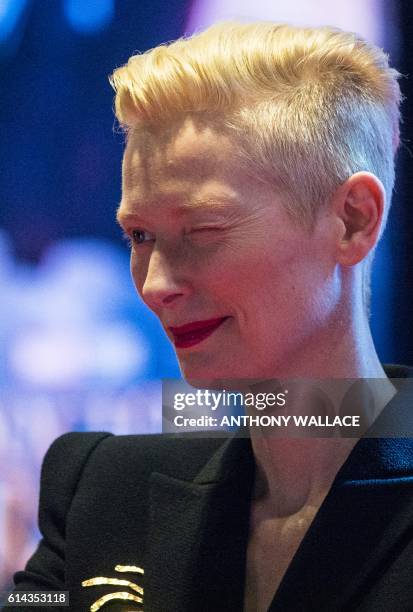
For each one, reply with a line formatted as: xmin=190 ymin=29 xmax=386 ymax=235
xmin=200 ymin=257 xmax=250 ymax=302
xmin=226 ymin=242 xmax=326 ymax=321
xmin=195 ymin=251 xmax=281 ymax=325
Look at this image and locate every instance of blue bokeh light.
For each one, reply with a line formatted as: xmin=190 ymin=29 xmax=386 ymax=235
xmin=0 ymin=0 xmax=27 ymax=43
xmin=63 ymin=0 xmax=114 ymax=34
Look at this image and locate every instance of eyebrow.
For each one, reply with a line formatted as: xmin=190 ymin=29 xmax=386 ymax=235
xmin=116 ymin=196 xmax=239 ymax=226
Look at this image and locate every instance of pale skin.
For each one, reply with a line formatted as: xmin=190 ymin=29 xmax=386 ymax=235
xmin=117 ymin=115 xmax=396 ymax=612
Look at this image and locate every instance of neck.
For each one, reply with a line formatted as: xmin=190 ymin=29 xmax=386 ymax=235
xmin=248 ymin=299 xmax=396 ymax=518
xmin=250 ymin=436 xmax=363 ymax=519
xmin=267 ymin=299 xmax=388 ymax=380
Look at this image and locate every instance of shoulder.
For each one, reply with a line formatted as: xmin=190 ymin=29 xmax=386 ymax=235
xmin=43 ymin=431 xmax=227 ymax=485
xmin=39 ymin=432 xmax=113 ymax=528
xmin=36 ymin=431 xmax=227 ymax=561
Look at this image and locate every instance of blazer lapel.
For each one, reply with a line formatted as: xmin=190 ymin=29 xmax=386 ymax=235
xmin=145 ymin=435 xmax=255 ymax=612
xmin=146 ymin=369 xmax=413 ymax=612
xmin=269 ymin=380 xmax=413 ymax=612
xmin=269 ymin=447 xmax=413 ymax=611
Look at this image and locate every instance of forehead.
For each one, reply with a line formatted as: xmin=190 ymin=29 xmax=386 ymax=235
xmin=120 ymin=117 xmax=245 ymax=203
xmin=117 ymin=116 xmax=299 ymax=231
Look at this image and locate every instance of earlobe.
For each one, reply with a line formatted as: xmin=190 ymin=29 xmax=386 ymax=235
xmin=334 ymin=172 xmax=385 ymax=267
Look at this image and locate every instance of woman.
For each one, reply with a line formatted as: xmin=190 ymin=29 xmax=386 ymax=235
xmin=7 ymin=21 xmax=413 ymax=612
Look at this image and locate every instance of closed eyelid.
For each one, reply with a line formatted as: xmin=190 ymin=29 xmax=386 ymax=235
xmin=190 ymin=226 xmax=225 ymax=232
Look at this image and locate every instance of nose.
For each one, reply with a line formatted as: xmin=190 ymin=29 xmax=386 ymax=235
xmin=139 ymin=246 xmax=190 ymax=310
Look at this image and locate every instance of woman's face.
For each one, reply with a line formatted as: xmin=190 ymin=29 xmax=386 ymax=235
xmin=117 ymin=117 xmax=340 ymax=384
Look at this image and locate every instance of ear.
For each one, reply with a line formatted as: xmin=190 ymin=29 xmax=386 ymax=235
xmin=333 ymin=172 xmax=385 ymax=266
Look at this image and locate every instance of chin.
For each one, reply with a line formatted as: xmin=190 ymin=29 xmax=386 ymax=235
xmin=179 ymin=368 xmax=226 ymax=390
xmin=179 ymin=363 xmax=254 ymax=391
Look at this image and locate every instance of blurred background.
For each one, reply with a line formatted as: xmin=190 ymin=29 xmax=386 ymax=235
xmin=0 ymin=0 xmax=412 ymax=591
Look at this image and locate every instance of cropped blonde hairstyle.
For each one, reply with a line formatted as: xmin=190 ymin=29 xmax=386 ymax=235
xmin=110 ymin=21 xmax=401 ymax=311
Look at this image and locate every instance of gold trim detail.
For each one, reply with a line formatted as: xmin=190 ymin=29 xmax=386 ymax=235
xmin=81 ymin=577 xmax=143 ymax=595
xmin=82 ymin=564 xmax=144 ymax=611
xmin=87 ymin=592 xmax=142 ymax=612
xmin=115 ymin=564 xmax=145 ymax=574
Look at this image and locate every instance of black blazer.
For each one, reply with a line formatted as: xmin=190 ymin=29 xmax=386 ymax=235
xmin=5 ymin=366 xmax=413 ymax=612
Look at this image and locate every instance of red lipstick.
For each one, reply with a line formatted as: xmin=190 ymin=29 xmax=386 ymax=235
xmin=169 ymin=317 xmax=229 ymax=348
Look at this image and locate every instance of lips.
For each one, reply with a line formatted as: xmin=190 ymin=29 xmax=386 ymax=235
xmin=169 ymin=317 xmax=229 ymax=349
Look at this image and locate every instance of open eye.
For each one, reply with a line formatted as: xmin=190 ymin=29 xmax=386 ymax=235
xmin=121 ymin=229 xmax=155 ymax=249
xmin=131 ymin=229 xmax=155 ymax=245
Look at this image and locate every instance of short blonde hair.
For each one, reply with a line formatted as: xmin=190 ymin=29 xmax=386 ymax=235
xmin=110 ymin=21 xmax=401 ymax=310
